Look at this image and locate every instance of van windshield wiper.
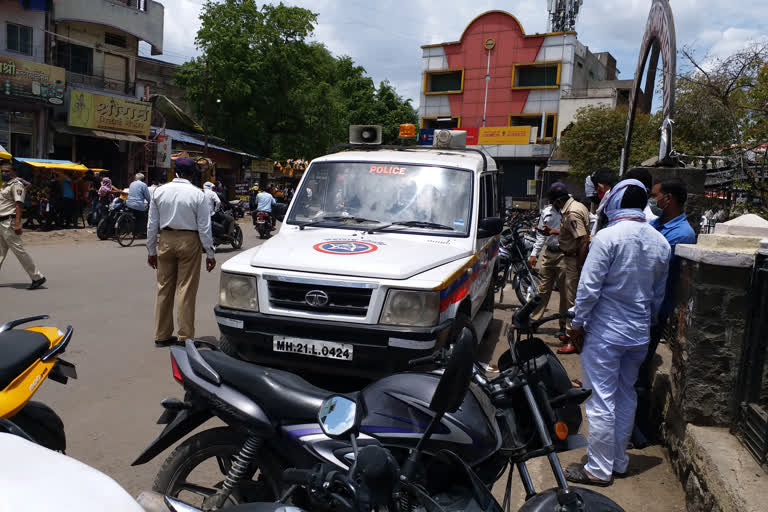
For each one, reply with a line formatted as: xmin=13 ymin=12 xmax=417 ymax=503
xmin=298 ymin=216 xmax=381 ymax=230
xmin=368 ymin=220 xmax=455 ymax=233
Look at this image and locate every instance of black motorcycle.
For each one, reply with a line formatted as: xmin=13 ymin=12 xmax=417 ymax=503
xmin=96 ymin=197 xmax=125 ymax=240
xmin=221 ymin=199 xmax=245 ymax=220
xmin=133 ymin=305 xmax=621 ymax=511
xmin=495 ymin=224 xmax=542 ymax=304
xmin=253 ymin=210 xmax=273 ymax=239
xmin=212 ymin=212 xmax=244 ymax=250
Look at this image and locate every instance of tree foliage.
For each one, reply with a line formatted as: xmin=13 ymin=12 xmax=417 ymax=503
xmin=175 ymin=0 xmax=417 ymax=160
xmin=559 ymin=105 xmax=660 ymax=177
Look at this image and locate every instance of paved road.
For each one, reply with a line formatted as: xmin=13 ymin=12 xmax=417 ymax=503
xmin=2 ymin=224 xmax=685 ymax=511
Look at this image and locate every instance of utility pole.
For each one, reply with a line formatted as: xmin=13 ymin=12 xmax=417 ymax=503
xmin=203 ymin=58 xmax=209 ymax=157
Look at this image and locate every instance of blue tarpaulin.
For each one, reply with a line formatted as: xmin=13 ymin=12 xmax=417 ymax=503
xmin=20 ymin=0 xmax=48 ymax=10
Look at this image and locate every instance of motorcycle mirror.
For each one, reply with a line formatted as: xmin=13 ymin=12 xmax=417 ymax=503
xmin=429 ymin=328 xmax=475 ymax=414
xmin=318 ymin=395 xmax=361 ymax=440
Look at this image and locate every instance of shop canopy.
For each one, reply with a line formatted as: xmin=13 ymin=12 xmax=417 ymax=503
xmin=16 ymin=158 xmax=90 ymax=173
xmin=0 ymin=144 xmax=10 ymax=160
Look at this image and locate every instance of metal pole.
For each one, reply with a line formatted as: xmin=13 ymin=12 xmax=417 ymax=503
xmin=203 ymin=59 xmax=209 ymax=157
xmin=482 ymin=49 xmax=491 ymax=127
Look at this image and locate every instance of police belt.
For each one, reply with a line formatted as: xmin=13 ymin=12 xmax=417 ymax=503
xmin=0 ymin=214 xmax=14 ymax=222
xmin=162 ymin=227 xmax=198 ymax=233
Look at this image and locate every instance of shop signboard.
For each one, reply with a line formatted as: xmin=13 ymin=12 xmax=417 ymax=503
xmin=156 ymin=135 xmax=172 ymax=168
xmin=477 ymin=126 xmax=531 ymax=145
xmin=0 ymin=56 xmax=66 ymax=105
xmin=68 ymin=89 xmax=152 ymax=136
xmin=251 ymin=159 xmax=272 ymax=174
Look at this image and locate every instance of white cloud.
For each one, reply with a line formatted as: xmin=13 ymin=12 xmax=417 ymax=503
xmin=154 ymin=0 xmax=764 ymax=104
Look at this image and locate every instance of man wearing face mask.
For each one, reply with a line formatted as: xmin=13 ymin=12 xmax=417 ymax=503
xmin=590 ymin=168 xmax=619 ymax=236
xmin=541 ymin=183 xmax=590 ymax=354
xmin=632 ymin=178 xmax=695 ymax=445
xmin=0 ymin=161 xmax=46 ymax=289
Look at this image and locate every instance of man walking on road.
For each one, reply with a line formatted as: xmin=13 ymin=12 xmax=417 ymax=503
xmin=565 ymin=180 xmax=670 ymax=487
xmin=147 ymin=158 xmax=216 ymax=347
xmin=529 ymin=197 xmax=567 ymax=340
xmin=0 ymin=161 xmax=46 ymax=289
xmin=542 ymin=183 xmax=590 ymax=354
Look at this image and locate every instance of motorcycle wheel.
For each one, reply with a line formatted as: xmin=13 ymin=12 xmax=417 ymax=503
xmin=116 ymin=213 xmax=135 ymax=247
xmin=153 ymin=427 xmax=281 ymax=510
xmin=518 ymin=487 xmax=624 ymax=511
xmin=10 ymin=401 xmax=66 ymax=453
xmin=231 ymin=225 xmax=243 ymax=249
xmin=515 ymin=271 xmax=543 ymax=305
xmin=96 ymin=218 xmax=111 ymax=240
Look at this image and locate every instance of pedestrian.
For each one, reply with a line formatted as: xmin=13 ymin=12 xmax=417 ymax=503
xmin=528 ymin=199 xmax=567 ymax=341
xmin=541 ymin=183 xmax=590 ymax=354
xmin=590 ymin=168 xmax=619 ymax=235
xmin=564 ymin=180 xmax=670 ymax=486
xmin=632 ymin=178 xmax=696 ymax=446
xmin=59 ymin=172 xmax=77 ymax=228
xmin=126 ymin=172 xmax=151 ymax=236
xmin=0 ymin=161 xmax=46 ymax=289
xmin=98 ymin=177 xmax=121 ymax=212
xmin=146 ymin=157 xmax=216 ymax=347
xmin=623 ymin=168 xmax=657 ymax=222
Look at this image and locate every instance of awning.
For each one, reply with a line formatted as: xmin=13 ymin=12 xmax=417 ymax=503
xmin=157 ymin=127 xmax=261 ymax=159
xmin=53 ymin=123 xmax=145 ymax=143
xmin=90 ymin=130 xmax=144 ymax=143
xmin=0 ymin=144 xmax=10 ymax=160
xmin=16 ymin=158 xmax=90 ymax=172
xmin=541 ymin=163 xmax=571 ymax=173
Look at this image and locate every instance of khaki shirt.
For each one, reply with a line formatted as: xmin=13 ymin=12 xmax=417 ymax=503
xmin=0 ymin=178 xmax=25 ymax=218
xmin=559 ymin=197 xmax=590 ymax=254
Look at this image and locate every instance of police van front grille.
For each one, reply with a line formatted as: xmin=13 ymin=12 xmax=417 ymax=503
xmin=266 ymin=281 xmax=372 ymax=317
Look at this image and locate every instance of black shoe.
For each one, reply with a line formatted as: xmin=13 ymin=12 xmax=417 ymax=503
xmin=28 ymin=277 xmax=46 ymax=290
xmin=154 ymin=336 xmax=178 ymax=347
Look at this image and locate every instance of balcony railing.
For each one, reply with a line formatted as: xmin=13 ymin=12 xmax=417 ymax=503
xmin=66 ymin=71 xmax=136 ymax=96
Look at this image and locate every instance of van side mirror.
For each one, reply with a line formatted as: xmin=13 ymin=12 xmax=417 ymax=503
xmin=478 ymin=217 xmax=503 ymax=238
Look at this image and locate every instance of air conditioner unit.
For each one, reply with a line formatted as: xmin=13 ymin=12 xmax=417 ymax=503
xmin=349 ymin=125 xmax=382 ymax=145
xmin=433 ymin=129 xmax=466 ymax=149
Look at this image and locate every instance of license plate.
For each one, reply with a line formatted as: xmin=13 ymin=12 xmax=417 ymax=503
xmin=273 ymin=336 xmax=353 ymax=361
xmin=257 ymin=219 xmax=265 ymax=224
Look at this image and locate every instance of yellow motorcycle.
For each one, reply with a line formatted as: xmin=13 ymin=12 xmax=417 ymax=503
xmin=0 ymin=315 xmax=75 ymax=452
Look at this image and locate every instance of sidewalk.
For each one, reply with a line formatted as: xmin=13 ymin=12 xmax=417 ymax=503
xmin=478 ymin=288 xmax=686 ymax=512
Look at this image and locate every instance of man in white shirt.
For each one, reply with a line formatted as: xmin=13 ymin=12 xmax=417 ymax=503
xmin=528 ymin=201 xmax=567 ymax=339
xmin=623 ymin=168 xmax=658 ymax=223
xmin=147 ymin=158 xmax=216 ymax=347
xmin=203 ymin=181 xmax=221 ymax=214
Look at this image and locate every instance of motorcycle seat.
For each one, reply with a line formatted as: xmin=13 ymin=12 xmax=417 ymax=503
xmin=200 ymin=351 xmax=333 ymax=422
xmin=0 ymin=330 xmax=50 ymax=391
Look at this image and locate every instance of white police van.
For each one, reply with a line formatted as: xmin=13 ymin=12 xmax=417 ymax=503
xmin=215 ymin=126 xmax=503 ymax=377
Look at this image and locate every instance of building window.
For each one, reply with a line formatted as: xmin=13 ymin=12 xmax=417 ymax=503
xmin=421 ymin=117 xmax=461 ymax=129
xmin=424 ymin=70 xmax=464 ymax=95
xmin=105 ymin=33 xmax=128 ymax=48
xmin=6 ymin=23 xmax=33 ymax=56
xmin=509 ymin=113 xmax=557 ymax=140
xmin=511 ymin=62 xmax=561 ymax=89
xmin=56 ymin=43 xmax=94 ymax=75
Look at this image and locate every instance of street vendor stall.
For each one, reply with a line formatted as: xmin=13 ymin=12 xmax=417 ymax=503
xmin=14 ymin=158 xmax=90 ymax=229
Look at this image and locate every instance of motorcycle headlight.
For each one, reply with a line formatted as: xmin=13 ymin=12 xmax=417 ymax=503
xmin=219 ymin=273 xmax=259 ymax=311
xmin=380 ymin=289 xmax=440 ymax=327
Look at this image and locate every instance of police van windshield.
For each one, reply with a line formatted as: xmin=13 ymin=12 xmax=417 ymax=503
xmin=287 ymin=162 xmax=473 ymax=235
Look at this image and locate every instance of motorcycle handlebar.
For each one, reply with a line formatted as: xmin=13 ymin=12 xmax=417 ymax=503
xmin=513 ymin=296 xmax=542 ymax=326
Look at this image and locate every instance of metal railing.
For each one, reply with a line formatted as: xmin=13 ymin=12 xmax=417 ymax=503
xmin=66 ymin=71 xmax=136 ymax=96
xmin=735 ymin=248 xmax=768 ymax=471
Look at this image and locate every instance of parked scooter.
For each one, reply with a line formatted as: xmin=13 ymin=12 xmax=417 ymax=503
xmin=0 ymin=315 xmax=76 ymax=452
xmin=133 ymin=312 xmax=621 ymax=511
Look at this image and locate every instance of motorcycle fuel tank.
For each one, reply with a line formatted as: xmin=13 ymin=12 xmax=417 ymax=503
xmin=360 ymin=372 xmax=500 ymax=465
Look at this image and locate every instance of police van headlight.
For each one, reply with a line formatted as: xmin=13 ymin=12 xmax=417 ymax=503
xmin=380 ymin=290 xmax=440 ymax=327
xmin=219 ymin=273 xmax=259 ymax=311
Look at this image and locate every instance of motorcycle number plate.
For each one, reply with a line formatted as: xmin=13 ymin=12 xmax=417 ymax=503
xmin=257 ymin=219 xmax=265 ymax=223
xmin=273 ymin=336 xmax=353 ymax=361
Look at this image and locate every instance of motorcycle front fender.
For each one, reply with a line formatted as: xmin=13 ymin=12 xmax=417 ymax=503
xmin=131 ymin=406 xmax=212 ymax=466
xmin=518 ymin=487 xmax=624 ymax=512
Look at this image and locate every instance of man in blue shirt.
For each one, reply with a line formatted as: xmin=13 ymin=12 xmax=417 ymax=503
xmin=126 ymin=173 xmax=151 ymax=236
xmin=255 ymin=186 xmax=277 ymax=230
xmin=633 ymin=178 xmax=696 ymax=445
xmin=565 ymin=180 xmax=670 ymax=486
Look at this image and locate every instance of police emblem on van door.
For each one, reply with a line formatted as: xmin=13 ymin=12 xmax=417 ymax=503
xmin=313 ymin=241 xmax=378 ymax=255
xmin=305 ymin=290 xmax=330 ymax=307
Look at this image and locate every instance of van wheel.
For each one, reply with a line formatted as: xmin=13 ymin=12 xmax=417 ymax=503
xmin=450 ymin=313 xmax=477 ymax=348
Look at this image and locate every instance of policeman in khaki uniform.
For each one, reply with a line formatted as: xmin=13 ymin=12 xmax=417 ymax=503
xmin=0 ymin=161 xmax=46 ymax=289
xmin=542 ymin=183 xmax=590 ymax=354
xmin=147 ymin=158 xmax=216 ymax=347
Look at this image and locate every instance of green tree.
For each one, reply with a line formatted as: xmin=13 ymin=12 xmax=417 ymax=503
xmin=175 ymin=0 xmax=416 ymax=160
xmin=559 ymin=105 xmax=659 ymax=178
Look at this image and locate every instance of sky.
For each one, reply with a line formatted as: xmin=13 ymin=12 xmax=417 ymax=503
xmin=145 ymin=0 xmax=766 ymax=107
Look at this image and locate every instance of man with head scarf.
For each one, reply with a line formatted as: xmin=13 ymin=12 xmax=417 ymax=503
xmin=590 ymin=168 xmax=619 ymax=235
xmin=147 ymin=158 xmax=216 ymax=347
xmin=564 ymin=180 xmax=670 ymax=487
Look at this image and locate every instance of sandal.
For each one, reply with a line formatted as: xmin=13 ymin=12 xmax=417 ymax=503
xmin=564 ymin=464 xmax=613 ymax=487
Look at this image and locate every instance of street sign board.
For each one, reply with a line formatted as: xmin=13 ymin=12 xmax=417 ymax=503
xmin=156 ymin=135 xmax=171 ymax=168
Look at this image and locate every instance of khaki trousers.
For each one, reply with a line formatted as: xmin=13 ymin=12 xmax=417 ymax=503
xmin=0 ymin=218 xmax=43 ymax=281
xmin=530 ymin=248 xmax=567 ymax=328
xmin=154 ymin=231 xmax=202 ymax=341
xmin=563 ymin=255 xmax=581 ymax=336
